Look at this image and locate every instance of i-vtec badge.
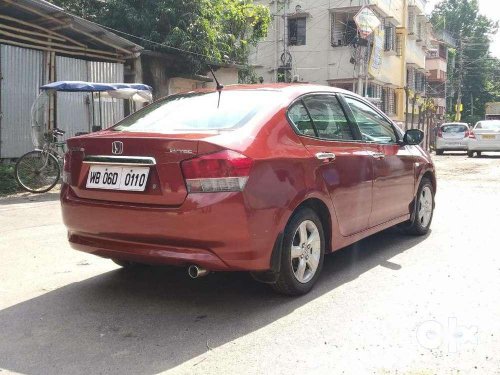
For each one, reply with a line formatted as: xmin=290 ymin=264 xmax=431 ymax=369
xmin=112 ymin=141 xmax=124 ymax=155
xmin=168 ymin=148 xmax=194 ymax=154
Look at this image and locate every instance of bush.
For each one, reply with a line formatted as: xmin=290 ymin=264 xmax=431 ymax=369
xmin=0 ymin=163 xmax=20 ymax=196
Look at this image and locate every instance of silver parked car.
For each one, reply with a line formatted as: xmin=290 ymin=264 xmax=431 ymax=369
xmin=435 ymin=122 xmax=469 ymax=155
xmin=468 ymin=120 xmax=500 ymax=157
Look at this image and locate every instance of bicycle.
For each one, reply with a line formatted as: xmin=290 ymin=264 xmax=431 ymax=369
xmin=15 ymin=128 xmax=66 ymax=193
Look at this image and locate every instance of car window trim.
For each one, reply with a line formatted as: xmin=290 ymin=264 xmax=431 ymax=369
xmin=339 ymin=93 xmax=403 ymax=145
xmin=286 ymin=92 xmax=362 ymax=143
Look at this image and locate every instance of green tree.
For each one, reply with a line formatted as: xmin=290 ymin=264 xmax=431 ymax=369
xmin=49 ymin=0 xmax=104 ymax=20
xmin=49 ymin=0 xmax=271 ymax=78
xmin=431 ymin=0 xmax=499 ymax=122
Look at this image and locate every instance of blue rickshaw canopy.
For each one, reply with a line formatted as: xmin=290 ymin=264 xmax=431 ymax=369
xmin=41 ymin=81 xmax=152 ymax=93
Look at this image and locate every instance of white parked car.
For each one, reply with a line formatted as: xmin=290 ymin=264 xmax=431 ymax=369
xmin=435 ymin=123 xmax=470 ymax=155
xmin=468 ymin=120 xmax=500 ymax=157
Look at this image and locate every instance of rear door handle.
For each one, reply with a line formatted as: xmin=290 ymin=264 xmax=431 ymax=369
xmin=315 ymin=152 xmax=336 ymax=161
xmin=370 ymin=152 xmax=386 ymax=159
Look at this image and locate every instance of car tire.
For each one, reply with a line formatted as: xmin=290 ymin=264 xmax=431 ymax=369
xmin=272 ymin=207 xmax=325 ymax=296
xmin=477 ymin=151 xmax=482 ymax=157
xmin=403 ymin=177 xmax=434 ymax=236
xmin=436 ymin=149 xmax=444 ymax=155
xmin=467 ymin=150 xmax=474 ymax=158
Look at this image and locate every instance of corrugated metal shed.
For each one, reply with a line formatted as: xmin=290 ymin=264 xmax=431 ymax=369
xmin=0 ymin=44 xmax=44 ymax=158
xmin=89 ymin=61 xmax=125 ymax=129
xmin=0 ymin=0 xmax=143 ymax=158
xmin=55 ymin=56 xmax=90 ymax=139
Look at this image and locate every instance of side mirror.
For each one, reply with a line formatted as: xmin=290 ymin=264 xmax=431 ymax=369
xmin=403 ymin=129 xmax=424 ymax=145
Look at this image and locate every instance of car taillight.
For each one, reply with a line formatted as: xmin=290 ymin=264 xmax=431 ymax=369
xmin=464 ymin=130 xmax=470 ymax=138
xmin=181 ymin=150 xmax=253 ymax=193
xmin=437 ymin=129 xmax=443 ymax=138
xmin=469 ymin=131 xmax=476 ymax=139
xmin=62 ymin=151 xmax=72 ymax=184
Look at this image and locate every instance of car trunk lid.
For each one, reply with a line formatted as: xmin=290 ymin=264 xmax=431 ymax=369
xmin=472 ymin=128 xmax=500 ymax=141
xmin=66 ymin=131 xmax=223 ymax=206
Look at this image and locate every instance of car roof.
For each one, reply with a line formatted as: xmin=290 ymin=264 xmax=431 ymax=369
xmin=441 ymin=122 xmax=468 ymax=126
xmin=184 ymin=83 xmax=363 ymax=100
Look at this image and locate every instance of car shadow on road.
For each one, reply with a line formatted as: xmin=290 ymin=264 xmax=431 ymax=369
xmin=476 ymin=154 xmax=500 ymax=159
xmin=0 ymin=229 xmax=429 ymax=374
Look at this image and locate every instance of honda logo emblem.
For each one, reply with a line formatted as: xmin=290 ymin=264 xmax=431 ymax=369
xmin=112 ymin=141 xmax=123 ymax=155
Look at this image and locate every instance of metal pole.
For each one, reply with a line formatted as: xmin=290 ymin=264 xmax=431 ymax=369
xmin=98 ymin=92 xmax=103 ymax=130
xmin=90 ymin=91 xmax=95 ymax=132
xmin=357 ymin=47 xmax=363 ymax=95
xmin=404 ymin=86 xmax=410 ymax=130
xmin=470 ymin=93 xmax=474 ymax=119
xmin=411 ymin=94 xmax=418 ymax=129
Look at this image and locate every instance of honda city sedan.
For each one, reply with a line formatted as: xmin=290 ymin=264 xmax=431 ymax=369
xmin=61 ymin=84 xmax=436 ymax=295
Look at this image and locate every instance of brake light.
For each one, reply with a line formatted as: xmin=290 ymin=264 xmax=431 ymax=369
xmin=181 ymin=150 xmax=253 ymax=193
xmin=464 ymin=130 xmax=470 ymax=138
xmin=469 ymin=131 xmax=476 ymax=139
xmin=437 ymin=129 xmax=443 ymax=138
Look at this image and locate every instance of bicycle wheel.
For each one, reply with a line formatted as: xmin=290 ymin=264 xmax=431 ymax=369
xmin=15 ymin=150 xmax=60 ymax=193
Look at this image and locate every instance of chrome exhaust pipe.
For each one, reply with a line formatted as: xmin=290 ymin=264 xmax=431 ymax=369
xmin=188 ymin=265 xmax=210 ymax=279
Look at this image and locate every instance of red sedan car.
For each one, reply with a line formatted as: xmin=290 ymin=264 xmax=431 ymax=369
xmin=61 ymin=84 xmax=436 ymax=295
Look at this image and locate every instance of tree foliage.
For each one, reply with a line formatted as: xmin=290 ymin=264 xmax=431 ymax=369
xmin=431 ymin=0 xmax=499 ymax=122
xmin=49 ymin=0 xmax=271 ymax=77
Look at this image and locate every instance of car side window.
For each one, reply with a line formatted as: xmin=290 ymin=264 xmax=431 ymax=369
xmin=288 ymin=102 xmax=316 ymax=137
xmin=302 ymin=95 xmax=354 ymax=141
xmin=344 ymin=97 xmax=397 ymax=144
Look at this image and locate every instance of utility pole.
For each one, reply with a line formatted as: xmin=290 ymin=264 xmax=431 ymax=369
xmin=455 ymin=31 xmax=464 ymax=122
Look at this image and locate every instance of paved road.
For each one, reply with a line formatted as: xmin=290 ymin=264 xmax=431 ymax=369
xmin=1 ymin=152 xmax=499 ymax=374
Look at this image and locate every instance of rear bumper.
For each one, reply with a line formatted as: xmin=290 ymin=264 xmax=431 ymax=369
xmin=436 ymin=138 xmax=467 ymax=150
xmin=468 ymin=139 xmax=500 ymax=151
xmin=61 ymin=185 xmax=280 ymax=271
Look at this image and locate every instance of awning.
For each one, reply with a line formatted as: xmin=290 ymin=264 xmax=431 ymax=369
xmin=40 ymin=81 xmax=153 ymax=102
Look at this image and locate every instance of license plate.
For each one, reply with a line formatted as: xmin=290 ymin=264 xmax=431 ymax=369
xmin=482 ymin=134 xmax=495 ymax=140
xmin=86 ymin=165 xmax=150 ymax=191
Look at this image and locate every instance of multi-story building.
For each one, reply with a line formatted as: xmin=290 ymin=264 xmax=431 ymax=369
xmin=425 ymin=30 xmax=455 ymax=120
xmin=250 ymin=0 xmax=430 ymax=122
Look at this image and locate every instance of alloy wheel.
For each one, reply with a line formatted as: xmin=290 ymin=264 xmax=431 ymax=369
xmin=290 ymin=220 xmax=321 ymax=284
xmin=418 ymin=186 xmax=433 ymax=228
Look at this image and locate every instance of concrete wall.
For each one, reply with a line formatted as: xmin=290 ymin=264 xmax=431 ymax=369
xmin=168 ymin=78 xmax=206 ymax=95
xmin=406 ymin=38 xmax=426 ymax=69
xmin=206 ymin=67 xmax=239 ymax=89
xmin=142 ymin=55 xmax=239 ymax=99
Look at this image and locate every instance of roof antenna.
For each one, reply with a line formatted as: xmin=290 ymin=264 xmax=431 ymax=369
xmin=208 ymin=65 xmax=224 ymax=108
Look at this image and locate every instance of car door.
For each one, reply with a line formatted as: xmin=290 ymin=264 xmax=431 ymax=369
xmin=287 ymin=94 xmax=374 ymax=236
xmin=342 ymin=95 xmax=415 ymax=227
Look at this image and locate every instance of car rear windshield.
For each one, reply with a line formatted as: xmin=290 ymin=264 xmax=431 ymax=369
xmin=441 ymin=124 xmax=468 ymax=133
xmin=475 ymin=121 xmax=500 ymax=130
xmin=113 ymin=90 xmax=282 ymax=133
